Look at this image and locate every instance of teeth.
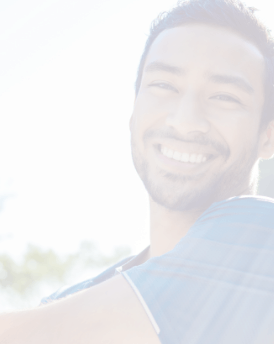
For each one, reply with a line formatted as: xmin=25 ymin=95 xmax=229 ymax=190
xmin=160 ymin=146 xmax=208 ymax=164
xmin=181 ymin=153 xmax=189 ymax=163
xmin=196 ymin=154 xmax=203 ymax=162
xmin=189 ymin=154 xmax=196 ymax=163
xmin=173 ymin=151 xmax=181 ymax=161
xmin=166 ymin=149 xmax=173 ymax=158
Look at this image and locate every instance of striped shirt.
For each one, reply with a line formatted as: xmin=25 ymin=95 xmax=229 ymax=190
xmin=42 ymin=195 xmax=274 ymax=344
xmin=123 ymin=196 xmax=274 ymax=344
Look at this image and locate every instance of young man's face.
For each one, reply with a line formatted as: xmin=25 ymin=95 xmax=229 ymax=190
xmin=130 ymin=24 xmax=265 ymax=211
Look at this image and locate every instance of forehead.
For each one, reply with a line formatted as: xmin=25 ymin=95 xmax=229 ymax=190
xmin=144 ymin=24 xmax=265 ymax=87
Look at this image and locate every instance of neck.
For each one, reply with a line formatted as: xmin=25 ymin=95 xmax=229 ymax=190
xmin=149 ymin=198 xmax=205 ymax=258
xmin=148 ymin=175 xmax=255 ymax=259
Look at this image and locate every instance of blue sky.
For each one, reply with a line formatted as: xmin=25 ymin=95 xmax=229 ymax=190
xmin=0 ymin=0 xmax=273 ymax=259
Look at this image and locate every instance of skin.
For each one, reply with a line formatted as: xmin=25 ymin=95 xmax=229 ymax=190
xmin=130 ymin=24 xmax=273 ymax=257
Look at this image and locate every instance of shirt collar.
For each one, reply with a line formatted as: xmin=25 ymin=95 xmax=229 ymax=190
xmin=115 ymin=246 xmax=150 ymax=274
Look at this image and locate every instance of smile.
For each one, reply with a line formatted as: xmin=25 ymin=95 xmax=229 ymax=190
xmin=160 ymin=145 xmax=208 ymax=164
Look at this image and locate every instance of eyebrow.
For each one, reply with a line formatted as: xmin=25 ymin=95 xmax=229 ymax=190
xmin=145 ymin=61 xmax=255 ymax=95
xmin=145 ymin=61 xmax=187 ymax=76
xmin=204 ymin=72 xmax=255 ymax=95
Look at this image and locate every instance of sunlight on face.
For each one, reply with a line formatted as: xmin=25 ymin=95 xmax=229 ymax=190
xmin=130 ymin=24 xmax=265 ymax=211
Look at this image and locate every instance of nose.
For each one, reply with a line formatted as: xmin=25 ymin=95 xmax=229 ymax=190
xmin=165 ymin=91 xmax=210 ymax=135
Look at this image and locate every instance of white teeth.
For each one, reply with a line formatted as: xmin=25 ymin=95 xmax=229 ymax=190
xmin=181 ymin=153 xmax=189 ymax=162
xmin=167 ymin=149 xmax=174 ymax=158
xmin=196 ymin=154 xmax=203 ymax=163
xmin=160 ymin=146 xmax=207 ymax=164
xmin=173 ymin=151 xmax=181 ymax=161
xmin=189 ymin=154 xmax=196 ymax=163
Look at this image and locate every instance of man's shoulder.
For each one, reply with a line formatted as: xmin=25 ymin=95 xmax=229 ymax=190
xmin=40 ymin=255 xmax=134 ymax=305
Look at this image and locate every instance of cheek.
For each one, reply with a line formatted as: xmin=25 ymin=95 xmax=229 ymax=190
xmin=133 ymin=90 xmax=175 ymax=125
xmin=210 ymin=114 xmax=242 ymax=153
xmin=210 ymin=110 xmax=260 ymax=156
xmin=227 ymin=130 xmax=249 ymax=155
xmin=131 ymin=94 xmax=162 ymax=138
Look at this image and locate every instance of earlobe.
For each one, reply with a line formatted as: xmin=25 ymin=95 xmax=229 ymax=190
xmin=266 ymin=121 xmax=274 ymax=140
xmin=259 ymin=121 xmax=274 ymax=159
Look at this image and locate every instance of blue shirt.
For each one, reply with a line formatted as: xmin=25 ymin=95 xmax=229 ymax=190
xmin=42 ymin=195 xmax=274 ymax=344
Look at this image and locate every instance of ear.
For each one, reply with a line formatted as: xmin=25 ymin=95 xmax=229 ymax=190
xmin=258 ymin=120 xmax=274 ymax=159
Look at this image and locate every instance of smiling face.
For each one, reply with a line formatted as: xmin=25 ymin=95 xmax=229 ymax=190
xmin=130 ymin=24 xmax=266 ymax=211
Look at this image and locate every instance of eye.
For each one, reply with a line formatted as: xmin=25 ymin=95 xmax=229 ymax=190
xmin=211 ymin=94 xmax=241 ymax=104
xmin=148 ymin=82 xmax=178 ymax=93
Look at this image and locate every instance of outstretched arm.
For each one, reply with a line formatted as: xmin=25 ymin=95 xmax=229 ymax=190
xmin=0 ymin=274 xmax=160 ymax=344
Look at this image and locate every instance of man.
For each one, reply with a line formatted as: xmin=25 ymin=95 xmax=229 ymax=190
xmin=1 ymin=0 xmax=274 ymax=343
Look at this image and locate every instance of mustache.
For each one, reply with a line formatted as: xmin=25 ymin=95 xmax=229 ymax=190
xmin=144 ymin=128 xmax=230 ymax=158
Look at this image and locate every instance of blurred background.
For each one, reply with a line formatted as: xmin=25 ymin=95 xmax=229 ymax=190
xmin=0 ymin=0 xmax=273 ymax=311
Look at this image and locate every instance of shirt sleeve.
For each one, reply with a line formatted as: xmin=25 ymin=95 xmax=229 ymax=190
xmin=122 ymin=196 xmax=274 ymax=344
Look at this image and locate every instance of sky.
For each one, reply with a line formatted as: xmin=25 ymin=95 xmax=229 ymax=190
xmin=0 ymin=0 xmax=274 ymax=261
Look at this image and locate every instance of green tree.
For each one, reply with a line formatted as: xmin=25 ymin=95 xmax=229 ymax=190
xmin=0 ymin=242 xmax=131 ymax=298
xmin=0 ymin=241 xmax=131 ymax=311
xmin=0 ymin=182 xmax=131 ymax=312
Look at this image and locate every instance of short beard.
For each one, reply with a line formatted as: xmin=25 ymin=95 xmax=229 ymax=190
xmin=131 ymin=132 xmax=259 ymax=213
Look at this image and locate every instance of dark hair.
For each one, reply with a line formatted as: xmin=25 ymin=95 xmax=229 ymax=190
xmin=135 ymin=0 xmax=274 ymax=127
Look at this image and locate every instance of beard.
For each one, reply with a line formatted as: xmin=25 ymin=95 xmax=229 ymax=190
xmin=131 ymin=128 xmax=259 ymax=212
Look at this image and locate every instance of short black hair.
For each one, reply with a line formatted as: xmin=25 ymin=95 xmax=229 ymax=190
xmin=135 ymin=0 xmax=274 ymax=127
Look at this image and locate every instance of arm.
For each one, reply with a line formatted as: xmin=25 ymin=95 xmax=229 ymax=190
xmin=0 ymin=275 xmax=160 ymax=344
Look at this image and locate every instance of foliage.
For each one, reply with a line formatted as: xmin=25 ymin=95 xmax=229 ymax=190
xmin=0 ymin=180 xmax=131 ymax=311
xmin=77 ymin=241 xmax=131 ymax=269
xmin=0 ymin=242 xmax=131 ymax=298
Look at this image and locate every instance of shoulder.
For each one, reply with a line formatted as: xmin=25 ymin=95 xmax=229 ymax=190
xmin=85 ymin=274 xmax=160 ymax=344
xmin=40 ymin=255 xmax=134 ymax=305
